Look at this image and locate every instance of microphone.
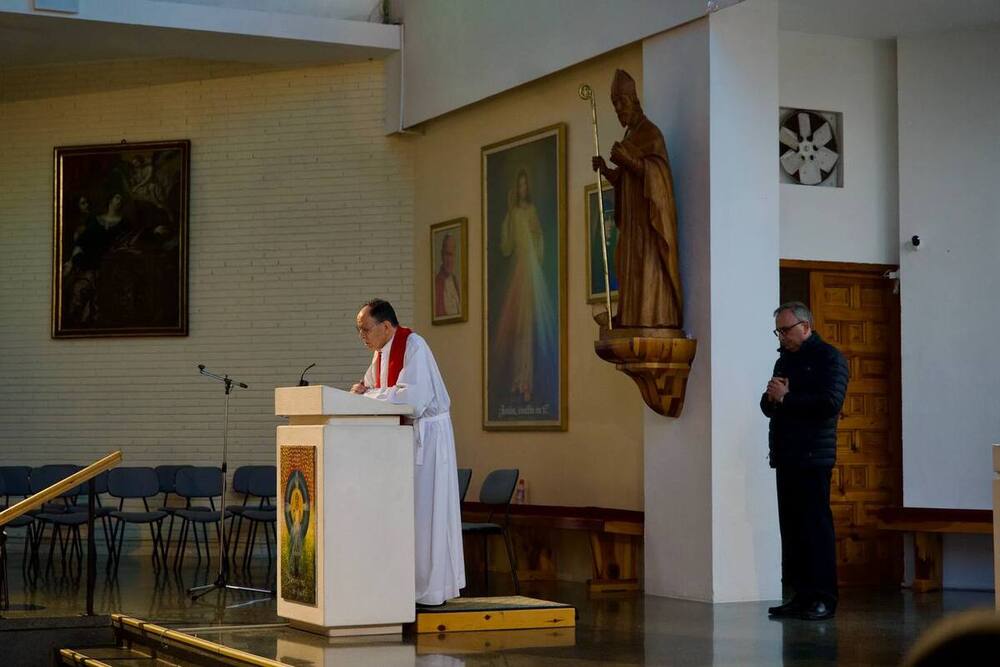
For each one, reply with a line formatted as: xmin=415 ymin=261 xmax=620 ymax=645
xmin=198 ymin=364 xmax=205 ymax=371
xmin=298 ymin=363 xmax=316 ymax=387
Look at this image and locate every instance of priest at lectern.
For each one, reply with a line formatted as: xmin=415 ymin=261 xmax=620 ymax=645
xmin=350 ymin=298 xmax=466 ymax=606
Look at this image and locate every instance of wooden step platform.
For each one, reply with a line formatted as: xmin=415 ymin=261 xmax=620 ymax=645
xmin=413 ymin=596 xmax=575 ymax=634
xmin=417 ymin=626 xmax=576 ymax=654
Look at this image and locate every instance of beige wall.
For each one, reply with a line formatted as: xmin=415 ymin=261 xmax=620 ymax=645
xmin=412 ymin=46 xmax=645 ymax=510
xmin=0 ymin=58 xmax=413 ymax=471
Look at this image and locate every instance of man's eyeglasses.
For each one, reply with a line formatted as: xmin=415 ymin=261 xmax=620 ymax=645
xmin=357 ymin=321 xmax=382 ymax=336
xmin=773 ymin=320 xmax=806 ymax=337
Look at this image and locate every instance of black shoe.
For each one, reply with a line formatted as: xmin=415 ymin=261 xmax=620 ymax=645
xmin=794 ymin=600 xmax=835 ymax=621
xmin=768 ymin=597 xmax=805 ymax=617
xmin=416 ymin=601 xmax=447 ymax=609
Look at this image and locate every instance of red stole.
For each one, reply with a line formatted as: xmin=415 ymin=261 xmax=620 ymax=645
xmin=374 ymin=327 xmax=412 ymax=388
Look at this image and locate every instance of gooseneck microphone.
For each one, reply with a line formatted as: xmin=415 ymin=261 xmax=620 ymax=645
xmin=298 ymin=363 xmax=316 ymax=387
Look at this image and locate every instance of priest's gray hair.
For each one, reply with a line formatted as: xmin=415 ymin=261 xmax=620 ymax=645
xmin=774 ymin=301 xmax=813 ymax=325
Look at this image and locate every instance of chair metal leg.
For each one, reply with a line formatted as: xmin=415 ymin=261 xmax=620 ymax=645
xmin=154 ymin=522 xmax=168 ymax=571
xmin=27 ymin=523 xmax=44 ymax=582
xmin=20 ymin=525 xmax=33 ymax=573
xmin=230 ymin=515 xmax=244 ymax=565
xmin=114 ymin=520 xmax=126 ymax=577
xmin=71 ymin=526 xmax=83 ymax=579
xmin=147 ymin=524 xmax=160 ymax=570
xmin=203 ymin=524 xmax=212 ymax=567
xmin=57 ymin=525 xmax=71 ymax=578
xmin=71 ymin=525 xmax=83 ymax=567
xmin=502 ymin=528 xmax=520 ymax=595
xmin=164 ymin=513 xmax=176 ymax=561
xmin=482 ymin=534 xmax=490 ymax=595
xmin=173 ymin=520 xmax=188 ymax=570
xmin=242 ymin=522 xmax=255 ymax=571
xmin=46 ymin=524 xmax=59 ymax=574
xmin=101 ymin=516 xmax=114 ymax=560
xmin=263 ymin=521 xmax=273 ymax=567
xmin=192 ymin=520 xmax=202 ymax=563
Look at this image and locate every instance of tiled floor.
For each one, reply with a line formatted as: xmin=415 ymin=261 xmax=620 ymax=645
xmin=2 ymin=550 xmax=994 ymax=665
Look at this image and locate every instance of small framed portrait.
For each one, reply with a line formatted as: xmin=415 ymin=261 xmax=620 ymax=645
xmin=52 ymin=140 xmax=190 ymax=338
xmin=481 ymin=123 xmax=567 ymax=431
xmin=584 ymin=180 xmax=618 ymax=303
xmin=430 ymin=217 xmax=468 ymax=325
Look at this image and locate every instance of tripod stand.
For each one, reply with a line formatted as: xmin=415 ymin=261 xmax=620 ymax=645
xmin=188 ymin=365 xmax=272 ymax=605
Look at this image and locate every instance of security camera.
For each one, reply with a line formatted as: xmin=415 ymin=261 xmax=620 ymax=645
xmin=911 ymin=235 xmax=921 ymax=249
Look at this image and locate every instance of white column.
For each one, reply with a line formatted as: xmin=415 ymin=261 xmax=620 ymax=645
xmin=642 ymin=0 xmax=781 ymax=602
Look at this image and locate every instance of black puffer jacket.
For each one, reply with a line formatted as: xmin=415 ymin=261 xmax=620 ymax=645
xmin=760 ymin=333 xmax=849 ymax=468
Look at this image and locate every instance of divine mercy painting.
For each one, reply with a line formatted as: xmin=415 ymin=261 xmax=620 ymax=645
xmin=482 ymin=124 xmax=567 ymax=431
xmin=52 ymin=140 xmax=189 ymax=338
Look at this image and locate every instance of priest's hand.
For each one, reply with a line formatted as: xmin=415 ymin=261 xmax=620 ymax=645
xmin=592 ymin=155 xmax=607 ymax=173
xmin=350 ymin=382 xmax=367 ymax=394
xmin=765 ymin=377 xmax=788 ymax=403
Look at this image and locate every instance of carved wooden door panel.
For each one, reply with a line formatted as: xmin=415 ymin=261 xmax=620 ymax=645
xmin=810 ymin=270 xmax=902 ymax=587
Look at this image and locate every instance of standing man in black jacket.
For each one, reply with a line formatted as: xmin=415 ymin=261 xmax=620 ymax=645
xmin=762 ymin=302 xmax=849 ymax=621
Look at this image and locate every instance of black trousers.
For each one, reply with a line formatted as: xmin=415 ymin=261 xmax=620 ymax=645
xmin=775 ymin=466 xmax=838 ymax=606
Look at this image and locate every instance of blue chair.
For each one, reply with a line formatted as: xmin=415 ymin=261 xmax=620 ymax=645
xmin=226 ymin=465 xmax=273 ymax=562
xmin=461 ymin=468 xmax=520 ymax=595
xmin=171 ymin=467 xmax=227 ymax=569
xmin=0 ymin=466 xmax=33 ymax=500
xmin=107 ymin=467 xmax=169 ymax=576
xmin=154 ymin=464 xmax=195 ymax=558
xmin=458 ymin=468 xmax=472 ymax=503
xmin=29 ymin=465 xmax=87 ymax=576
xmin=0 ymin=466 xmax=37 ymax=573
xmin=237 ymin=466 xmax=277 ymax=570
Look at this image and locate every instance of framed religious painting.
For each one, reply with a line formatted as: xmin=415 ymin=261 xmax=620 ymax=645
xmin=584 ymin=180 xmax=619 ymax=303
xmin=481 ymin=124 xmax=567 ymax=431
xmin=52 ymin=140 xmax=190 ymax=338
xmin=430 ymin=217 xmax=468 ymax=325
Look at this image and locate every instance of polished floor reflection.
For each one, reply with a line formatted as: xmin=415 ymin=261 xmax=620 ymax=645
xmin=2 ymin=551 xmax=994 ymax=665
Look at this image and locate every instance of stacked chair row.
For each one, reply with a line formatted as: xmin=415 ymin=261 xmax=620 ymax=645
xmin=0 ymin=464 xmax=277 ymax=580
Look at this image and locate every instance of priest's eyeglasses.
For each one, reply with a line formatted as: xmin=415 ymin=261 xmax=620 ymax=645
xmin=357 ymin=322 xmax=381 ymax=336
xmin=773 ymin=320 xmax=806 ymax=337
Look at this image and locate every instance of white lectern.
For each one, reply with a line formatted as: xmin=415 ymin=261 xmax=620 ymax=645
xmin=274 ymin=385 xmax=415 ymax=636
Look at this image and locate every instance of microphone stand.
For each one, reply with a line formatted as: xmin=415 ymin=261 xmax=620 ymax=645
xmin=188 ymin=365 xmax=272 ymax=605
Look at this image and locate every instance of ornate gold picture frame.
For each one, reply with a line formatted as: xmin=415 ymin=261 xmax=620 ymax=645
xmin=481 ymin=124 xmax=567 ymax=431
xmin=52 ymin=140 xmax=189 ymax=338
xmin=430 ymin=217 xmax=468 ymax=325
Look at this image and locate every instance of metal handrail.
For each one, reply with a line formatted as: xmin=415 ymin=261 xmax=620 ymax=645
xmin=0 ymin=451 xmax=122 ymax=527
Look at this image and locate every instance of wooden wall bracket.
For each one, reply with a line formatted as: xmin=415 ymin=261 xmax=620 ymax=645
xmin=594 ymin=326 xmax=697 ymax=418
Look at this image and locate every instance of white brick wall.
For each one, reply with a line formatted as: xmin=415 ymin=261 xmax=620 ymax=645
xmin=0 ymin=58 xmax=414 ymax=476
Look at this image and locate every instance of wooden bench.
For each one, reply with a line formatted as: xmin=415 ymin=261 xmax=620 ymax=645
xmin=873 ymin=507 xmax=993 ymax=593
xmin=462 ymin=502 xmax=643 ymax=593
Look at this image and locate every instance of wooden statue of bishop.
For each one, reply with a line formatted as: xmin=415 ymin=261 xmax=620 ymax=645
xmin=588 ymin=69 xmax=696 ymax=418
xmin=592 ymin=69 xmax=683 ymax=329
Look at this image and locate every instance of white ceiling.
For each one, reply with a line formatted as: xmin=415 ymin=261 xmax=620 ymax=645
xmin=779 ymin=0 xmax=1000 ymax=40
xmin=2 ymin=1 xmax=999 ymax=69
xmin=0 ymin=16 xmax=390 ymax=67
xmin=153 ymin=0 xmax=383 ymax=22
xmin=0 ymin=1 xmax=397 ymax=67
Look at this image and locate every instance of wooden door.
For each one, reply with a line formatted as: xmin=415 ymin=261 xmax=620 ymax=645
xmin=810 ymin=269 xmax=902 ymax=587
